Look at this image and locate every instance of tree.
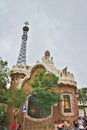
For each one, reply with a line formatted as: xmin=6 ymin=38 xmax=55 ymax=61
xmin=78 ymin=87 xmax=87 ymax=116
xmin=7 ymin=88 xmax=27 ymax=122
xmin=7 ymin=88 xmax=27 ymax=108
xmin=78 ymin=88 xmax=87 ymax=104
xmin=0 ymin=57 xmax=9 ymax=124
xmin=0 ymin=104 xmax=7 ymax=124
xmin=0 ymin=88 xmax=27 ymax=122
xmin=30 ymin=70 xmax=61 ymax=117
xmin=0 ymin=57 xmax=27 ymax=123
xmin=0 ymin=57 xmax=9 ymax=89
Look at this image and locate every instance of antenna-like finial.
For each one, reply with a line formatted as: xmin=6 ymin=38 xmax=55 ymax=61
xmin=24 ymin=21 xmax=29 ymax=26
xmin=17 ymin=22 xmax=29 ymax=65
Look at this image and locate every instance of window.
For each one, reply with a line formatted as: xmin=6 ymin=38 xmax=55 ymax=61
xmin=28 ymin=96 xmax=51 ymax=118
xmin=63 ymin=95 xmax=71 ymax=113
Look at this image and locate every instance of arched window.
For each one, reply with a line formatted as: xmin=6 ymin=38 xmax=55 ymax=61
xmin=28 ymin=96 xmax=51 ymax=118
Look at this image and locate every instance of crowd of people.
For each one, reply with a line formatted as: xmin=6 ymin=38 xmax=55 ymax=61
xmin=54 ymin=119 xmax=71 ymax=130
xmin=0 ymin=116 xmax=87 ymax=130
xmin=54 ymin=116 xmax=87 ymax=130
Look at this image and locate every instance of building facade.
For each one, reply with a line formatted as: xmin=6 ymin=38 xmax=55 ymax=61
xmin=8 ymin=23 xmax=78 ymax=130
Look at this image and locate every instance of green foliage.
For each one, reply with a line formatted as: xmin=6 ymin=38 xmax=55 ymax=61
xmin=0 ymin=88 xmax=27 ymax=123
xmin=78 ymin=88 xmax=87 ymax=102
xmin=78 ymin=105 xmax=84 ymax=109
xmin=32 ymin=90 xmax=61 ymax=107
xmin=7 ymin=88 xmax=27 ymax=108
xmin=32 ymin=70 xmax=58 ymax=90
xmin=0 ymin=88 xmax=26 ymax=108
xmin=0 ymin=57 xmax=27 ymax=123
xmin=31 ymin=70 xmax=61 ymax=108
xmin=0 ymin=57 xmax=9 ymax=123
xmin=0 ymin=57 xmax=9 ymax=89
xmin=0 ymin=89 xmax=10 ymax=104
xmin=0 ymin=105 xmax=7 ymax=124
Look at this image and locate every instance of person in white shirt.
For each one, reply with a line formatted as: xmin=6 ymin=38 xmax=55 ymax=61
xmin=78 ymin=116 xmax=84 ymax=130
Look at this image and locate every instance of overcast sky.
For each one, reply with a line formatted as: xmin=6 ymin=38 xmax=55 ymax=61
xmin=0 ymin=0 xmax=87 ymax=88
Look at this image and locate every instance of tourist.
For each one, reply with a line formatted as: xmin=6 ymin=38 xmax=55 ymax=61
xmin=73 ymin=119 xmax=79 ymax=130
xmin=64 ymin=120 xmax=68 ymax=130
xmin=57 ymin=120 xmax=64 ymax=130
xmin=3 ymin=127 xmax=7 ymax=130
xmin=85 ymin=116 xmax=87 ymax=130
xmin=54 ymin=121 xmax=58 ymax=130
xmin=64 ymin=120 xmax=71 ymax=130
xmin=11 ymin=122 xmax=16 ymax=130
xmin=78 ymin=116 xmax=84 ymax=130
xmin=16 ymin=122 xmax=21 ymax=130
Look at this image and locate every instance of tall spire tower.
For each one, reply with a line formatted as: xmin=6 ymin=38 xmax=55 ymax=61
xmin=17 ymin=21 xmax=29 ymax=65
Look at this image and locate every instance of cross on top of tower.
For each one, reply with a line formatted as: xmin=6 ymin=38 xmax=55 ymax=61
xmin=24 ymin=21 xmax=29 ymax=26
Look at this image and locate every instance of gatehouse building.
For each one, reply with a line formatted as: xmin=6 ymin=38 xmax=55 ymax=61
xmin=8 ymin=22 xmax=78 ymax=130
